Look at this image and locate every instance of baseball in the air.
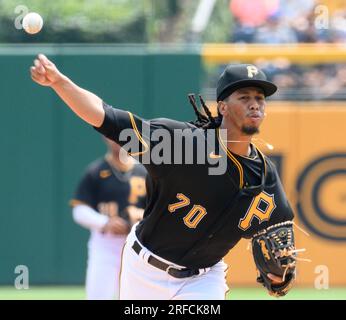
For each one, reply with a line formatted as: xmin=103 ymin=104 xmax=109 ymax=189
xmin=22 ymin=12 xmax=43 ymax=34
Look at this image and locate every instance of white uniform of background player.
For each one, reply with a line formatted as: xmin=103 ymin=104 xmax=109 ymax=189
xmin=70 ymin=138 xmax=146 ymax=300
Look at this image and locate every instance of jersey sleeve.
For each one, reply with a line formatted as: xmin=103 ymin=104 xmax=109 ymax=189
xmin=93 ymin=102 xmax=193 ymax=177
xmin=71 ymin=169 xmax=98 ymax=210
xmin=93 ymin=102 xmax=147 ymax=153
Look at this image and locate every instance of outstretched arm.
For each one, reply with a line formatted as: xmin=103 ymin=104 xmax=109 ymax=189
xmin=30 ymin=54 xmax=104 ymax=127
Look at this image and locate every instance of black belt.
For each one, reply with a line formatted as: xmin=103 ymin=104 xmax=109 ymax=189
xmin=132 ymin=240 xmax=201 ymax=279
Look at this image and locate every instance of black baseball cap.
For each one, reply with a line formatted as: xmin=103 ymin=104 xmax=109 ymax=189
xmin=216 ymin=64 xmax=277 ymax=101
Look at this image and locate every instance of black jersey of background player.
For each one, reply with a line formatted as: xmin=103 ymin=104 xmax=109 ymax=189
xmin=94 ymin=103 xmax=294 ymax=269
xmin=72 ymin=158 xmax=146 ymax=223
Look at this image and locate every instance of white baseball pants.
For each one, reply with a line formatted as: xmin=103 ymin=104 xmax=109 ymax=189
xmin=86 ymin=232 xmax=126 ymax=300
xmin=119 ymin=224 xmax=229 ymax=300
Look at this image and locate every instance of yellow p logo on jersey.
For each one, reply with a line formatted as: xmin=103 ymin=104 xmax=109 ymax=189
xmin=238 ymin=191 xmax=276 ymax=231
xmin=247 ymin=66 xmax=259 ymax=78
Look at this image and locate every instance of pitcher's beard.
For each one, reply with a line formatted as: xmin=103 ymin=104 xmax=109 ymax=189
xmin=241 ymin=125 xmax=259 ymax=135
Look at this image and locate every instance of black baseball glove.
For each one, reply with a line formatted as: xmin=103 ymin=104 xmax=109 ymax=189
xmin=251 ymin=221 xmax=297 ymax=297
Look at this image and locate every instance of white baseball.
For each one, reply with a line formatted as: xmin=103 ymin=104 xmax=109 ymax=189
xmin=22 ymin=12 xmax=43 ymax=35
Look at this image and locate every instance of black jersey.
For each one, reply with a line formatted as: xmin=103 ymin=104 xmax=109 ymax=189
xmin=71 ymin=158 xmax=147 ymax=223
xmin=94 ymin=103 xmax=294 ymax=269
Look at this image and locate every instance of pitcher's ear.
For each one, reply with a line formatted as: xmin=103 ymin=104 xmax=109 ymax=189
xmin=218 ymin=101 xmax=227 ymax=116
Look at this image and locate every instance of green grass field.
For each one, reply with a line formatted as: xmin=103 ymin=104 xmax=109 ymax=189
xmin=0 ymin=286 xmax=345 ymax=300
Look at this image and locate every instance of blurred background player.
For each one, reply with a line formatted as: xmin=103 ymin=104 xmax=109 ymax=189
xmin=70 ymin=138 xmax=146 ymax=300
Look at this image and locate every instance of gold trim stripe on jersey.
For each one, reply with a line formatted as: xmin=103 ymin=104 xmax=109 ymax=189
xmin=217 ymin=128 xmax=244 ymax=188
xmin=128 ymin=111 xmax=149 ymax=156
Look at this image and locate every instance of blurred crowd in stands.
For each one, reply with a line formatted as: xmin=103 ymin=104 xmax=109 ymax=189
xmin=229 ymin=0 xmax=346 ymax=44
xmin=257 ymin=62 xmax=346 ymax=101
xmin=220 ymin=0 xmax=346 ymax=100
